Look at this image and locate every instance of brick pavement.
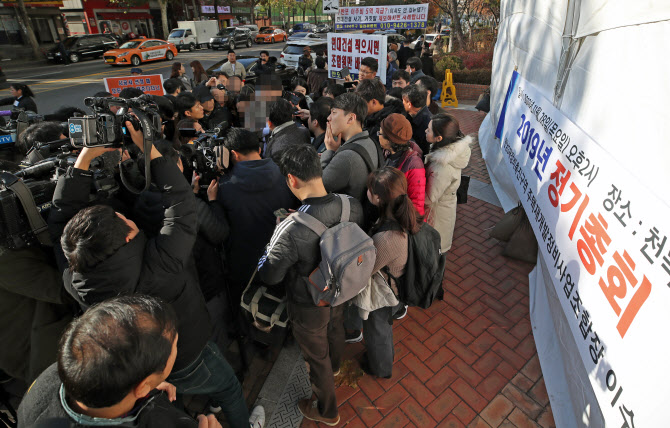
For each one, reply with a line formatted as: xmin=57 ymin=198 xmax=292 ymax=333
xmin=301 ymin=109 xmax=556 ymax=428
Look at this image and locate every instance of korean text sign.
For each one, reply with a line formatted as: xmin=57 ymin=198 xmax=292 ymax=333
xmin=497 ymin=71 xmax=669 ymax=427
xmin=327 ymin=33 xmax=387 ymax=83
xmin=335 ymin=4 xmax=428 ymax=31
xmin=104 ymin=75 xmax=165 ymax=97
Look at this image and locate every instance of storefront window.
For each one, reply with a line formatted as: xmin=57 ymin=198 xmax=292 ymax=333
xmin=0 ymin=15 xmax=23 ymax=44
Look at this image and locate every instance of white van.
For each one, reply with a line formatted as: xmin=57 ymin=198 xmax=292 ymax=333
xmin=168 ymin=20 xmax=219 ymax=51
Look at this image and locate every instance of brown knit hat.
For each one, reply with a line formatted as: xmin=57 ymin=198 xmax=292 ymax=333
xmin=380 ymin=113 xmax=412 ymax=145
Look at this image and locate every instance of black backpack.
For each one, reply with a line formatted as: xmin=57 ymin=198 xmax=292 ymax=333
xmin=386 ymin=223 xmax=446 ymax=309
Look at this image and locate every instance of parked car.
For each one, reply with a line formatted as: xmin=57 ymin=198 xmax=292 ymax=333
xmin=288 ymin=32 xmax=323 ymax=42
xmin=313 ymin=23 xmax=331 ymax=33
xmin=280 ymin=39 xmax=327 ymax=69
xmin=288 ymin=23 xmax=316 ymax=36
xmin=46 ymin=34 xmax=118 ymax=63
xmin=239 ymin=24 xmax=259 ymax=39
xmin=103 ymin=38 xmax=177 ymax=66
xmin=210 ymin=27 xmax=252 ymax=50
xmin=256 ymin=27 xmax=287 ymax=44
xmin=410 ymin=34 xmax=439 ymax=49
xmin=205 ymin=55 xmax=297 ymax=87
xmin=385 ymin=33 xmax=406 ymax=47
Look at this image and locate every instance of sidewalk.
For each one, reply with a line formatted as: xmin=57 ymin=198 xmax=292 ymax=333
xmin=297 ymin=108 xmax=557 ymax=428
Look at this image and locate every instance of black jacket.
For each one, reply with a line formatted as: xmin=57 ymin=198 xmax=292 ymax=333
xmin=18 ymin=363 xmax=198 ymax=427
xmin=258 ymin=194 xmax=364 ymax=306
xmin=201 ymin=104 xmax=233 ymax=130
xmin=421 ymin=55 xmax=434 ymax=77
xmin=0 ymin=95 xmax=38 ymax=113
xmin=408 ymin=106 xmax=432 ymax=156
xmin=48 ymin=157 xmax=211 ymax=371
xmin=363 ymin=98 xmax=405 ymax=147
xmin=312 ymin=132 xmax=326 ymax=154
xmin=264 ymin=121 xmax=311 ymax=162
xmin=397 ymin=46 xmax=415 ymax=70
xmin=217 ymin=158 xmax=298 ymax=290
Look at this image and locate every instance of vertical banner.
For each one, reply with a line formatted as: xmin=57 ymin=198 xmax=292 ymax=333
xmin=327 ymin=33 xmax=387 ymax=83
xmin=335 ymin=4 xmax=428 ymax=31
xmin=497 ymin=71 xmax=669 ymax=427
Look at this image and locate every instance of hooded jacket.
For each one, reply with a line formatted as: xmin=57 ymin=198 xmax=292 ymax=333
xmin=18 ymin=363 xmax=198 ymax=427
xmin=363 ymin=98 xmax=405 ymax=147
xmin=424 ymin=135 xmax=472 ymax=252
xmin=48 ymin=158 xmax=211 ymax=371
xmin=258 ymin=194 xmax=364 ymax=306
xmin=407 ymin=106 xmax=432 ymax=156
xmin=217 ymin=158 xmax=298 ymax=289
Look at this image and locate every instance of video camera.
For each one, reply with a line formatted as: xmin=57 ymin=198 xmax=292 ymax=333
xmin=179 ymin=121 xmax=231 ymax=185
xmin=68 ymin=95 xmax=161 ymax=149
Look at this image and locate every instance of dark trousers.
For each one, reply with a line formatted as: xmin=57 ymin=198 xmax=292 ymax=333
xmin=288 ymin=301 xmax=344 ymax=419
xmin=168 ymin=341 xmax=249 ymax=428
xmin=363 ymin=302 xmax=404 ymax=378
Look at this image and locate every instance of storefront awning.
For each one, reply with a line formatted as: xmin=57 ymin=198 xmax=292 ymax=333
xmin=218 ymin=14 xmax=234 ymax=19
xmin=98 ymin=13 xmax=152 ymax=20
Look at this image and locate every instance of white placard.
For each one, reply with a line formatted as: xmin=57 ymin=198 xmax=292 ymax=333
xmin=327 ymin=33 xmax=387 ymax=84
xmin=496 ymin=70 xmax=669 ymax=427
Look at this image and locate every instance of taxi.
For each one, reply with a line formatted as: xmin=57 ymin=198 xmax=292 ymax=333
xmin=103 ymin=37 xmax=178 ymax=66
xmin=256 ymin=27 xmax=287 ymax=44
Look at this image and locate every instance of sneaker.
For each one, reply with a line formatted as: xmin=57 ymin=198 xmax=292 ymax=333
xmin=249 ymin=405 xmax=265 ymax=428
xmin=209 ymin=405 xmax=222 ymax=414
xmin=393 ymin=305 xmax=408 ymax=320
xmin=333 ymin=368 xmax=341 ymax=376
xmin=345 ymin=329 xmax=363 ymax=343
xmin=298 ymin=398 xmax=340 ymax=426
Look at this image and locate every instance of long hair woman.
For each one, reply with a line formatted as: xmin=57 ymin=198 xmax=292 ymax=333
xmin=0 ymin=83 xmax=37 ymax=113
xmin=189 ymin=60 xmax=208 ymax=86
xmin=170 ymin=62 xmax=192 ymax=91
xmin=361 ymin=166 xmax=423 ymax=379
xmin=424 ymin=113 xmax=472 ymax=252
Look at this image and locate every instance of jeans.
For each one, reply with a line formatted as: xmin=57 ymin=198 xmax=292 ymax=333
xmin=363 ymin=302 xmax=404 ymax=378
xmin=168 ymin=341 xmax=249 ymax=428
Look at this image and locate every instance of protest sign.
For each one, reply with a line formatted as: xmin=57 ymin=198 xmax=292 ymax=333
xmin=327 ymin=33 xmax=387 ymax=83
xmin=496 ymin=70 xmax=669 ymax=427
xmin=335 ymin=4 xmax=428 ymax=31
xmin=104 ymin=75 xmax=165 ymax=97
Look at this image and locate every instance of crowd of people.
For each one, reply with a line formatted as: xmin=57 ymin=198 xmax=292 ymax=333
xmin=1 ymin=43 xmax=472 ymax=427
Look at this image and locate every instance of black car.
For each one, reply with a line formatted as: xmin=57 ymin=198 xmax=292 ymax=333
xmin=205 ymin=55 xmax=297 ymax=87
xmin=46 ymin=34 xmax=119 ymax=63
xmin=210 ymin=27 xmax=253 ymax=50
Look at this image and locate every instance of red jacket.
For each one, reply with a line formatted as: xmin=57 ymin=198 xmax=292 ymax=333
xmin=386 ymin=145 xmax=426 ymax=215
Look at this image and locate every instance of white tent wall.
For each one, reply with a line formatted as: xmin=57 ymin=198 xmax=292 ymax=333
xmin=478 ymin=0 xmax=670 ymax=426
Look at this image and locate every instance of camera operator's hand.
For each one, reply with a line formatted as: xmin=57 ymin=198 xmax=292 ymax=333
xmin=295 ymin=109 xmax=310 ymax=121
xmin=344 ymin=75 xmax=353 ymax=82
xmin=207 ymin=179 xmax=219 ymax=202
xmin=191 ymin=172 xmax=201 ymax=194
xmin=74 ymin=147 xmax=119 ymax=171
xmin=197 ymin=414 xmax=222 ymax=428
xmin=125 ymin=120 xmax=161 ymax=160
xmin=324 ymin=122 xmax=342 ymax=152
xmin=155 ymin=382 xmax=177 ymax=402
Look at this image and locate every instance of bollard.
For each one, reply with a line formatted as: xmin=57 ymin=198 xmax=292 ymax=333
xmin=440 ymin=68 xmax=458 ymax=108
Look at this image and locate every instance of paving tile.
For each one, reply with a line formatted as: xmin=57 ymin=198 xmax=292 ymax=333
xmin=377 ymin=407 xmax=410 ymax=428
xmin=516 ymin=335 xmax=538 ymax=360
xmin=400 ymin=373 xmax=436 ymax=407
xmin=438 ymin=414 xmax=467 ymax=428
xmin=402 ymin=318 xmax=432 ymax=342
xmin=488 ymin=325 xmax=521 ymax=349
xmin=510 ymin=372 xmax=535 ymax=393
xmin=349 ymin=391 xmax=383 ymax=427
xmin=463 ymin=300 xmax=488 ymax=320
xmin=425 ymin=364 xmax=459 ymax=396
xmin=496 ymin=360 xmax=517 ymax=379
xmin=393 ymin=324 xmax=411 ymax=344
xmin=492 ymin=342 xmax=526 ymax=370
xmin=426 ymin=387 xmax=461 ymax=422
xmin=469 ymin=331 xmax=498 ymax=357
xmin=451 ymin=378 xmax=489 ymax=413
xmin=335 ymin=384 xmax=359 ymax=404
xmin=467 ymin=416 xmax=493 ymax=428
xmin=509 ymin=320 xmax=532 ymax=340
xmin=501 ymin=384 xmax=543 ymax=420
xmin=377 ymin=360 xmax=410 ymax=391
xmin=451 ymin=356 xmax=484 ymax=386
xmin=402 ymin=352 xmax=434 ymax=383
xmin=529 ymin=377 xmax=550 ymax=407
xmin=393 ymin=342 xmax=411 ymax=363
xmin=407 ymin=306 xmax=431 ymax=325
xmin=507 ymin=407 xmax=541 ymax=428
xmin=449 ymin=338 xmax=480 ymax=365
xmin=424 ymin=312 xmax=450 ymax=334
xmin=358 ymin=373 xmax=385 ymax=402
xmin=521 ymin=355 xmax=542 ymax=382
xmin=480 ymin=394 xmax=515 ymax=427
xmin=343 ymin=416 xmax=367 ymax=428
xmin=476 ymin=370 xmax=508 ymax=401
xmin=333 ymin=402 xmax=357 ymax=427
xmin=452 ymin=401 xmax=477 ymax=425
xmin=473 ymin=349 xmax=503 ymax=377
xmin=400 ymin=396 xmax=438 ymax=427
xmin=537 ymin=407 xmax=556 ymax=428
xmin=426 ymin=345 xmax=456 ymax=372
xmin=425 ymin=328 xmax=452 ymax=352
xmin=374 ymin=383 xmax=410 ymax=416
xmin=466 ymin=314 xmax=493 ymax=337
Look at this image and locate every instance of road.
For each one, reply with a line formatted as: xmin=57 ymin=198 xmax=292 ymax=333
xmin=0 ymin=43 xmax=287 ymax=115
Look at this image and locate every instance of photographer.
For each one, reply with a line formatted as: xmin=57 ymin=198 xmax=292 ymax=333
xmin=48 ymin=124 xmax=257 ymax=427
xmin=18 ymin=295 xmax=223 ymax=427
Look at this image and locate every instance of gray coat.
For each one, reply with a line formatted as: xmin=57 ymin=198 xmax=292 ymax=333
xmin=320 ymin=130 xmax=380 ymax=202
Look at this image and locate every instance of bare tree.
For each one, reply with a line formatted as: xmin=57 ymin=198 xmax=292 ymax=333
xmin=15 ymin=0 xmax=41 ymax=59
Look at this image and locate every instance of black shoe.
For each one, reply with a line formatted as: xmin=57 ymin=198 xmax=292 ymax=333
xmin=345 ymin=329 xmax=363 ymax=344
xmin=393 ymin=305 xmax=408 ymax=320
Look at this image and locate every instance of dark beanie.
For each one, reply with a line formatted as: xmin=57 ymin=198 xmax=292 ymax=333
xmin=380 ymin=113 xmax=412 ymax=145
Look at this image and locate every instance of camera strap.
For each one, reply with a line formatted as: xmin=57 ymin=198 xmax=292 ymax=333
xmin=0 ymin=172 xmax=52 ymax=246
